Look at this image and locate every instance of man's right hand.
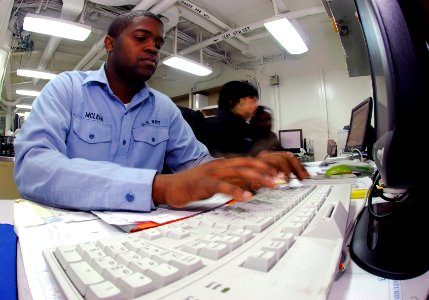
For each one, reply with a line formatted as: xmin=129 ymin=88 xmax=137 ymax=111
xmin=152 ymin=157 xmax=278 ymax=208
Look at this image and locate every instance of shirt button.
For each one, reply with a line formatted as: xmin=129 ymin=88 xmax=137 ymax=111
xmin=125 ymin=193 xmax=134 ymax=202
xmin=122 ymin=140 xmax=126 ymax=145
xmin=151 ymin=137 xmax=155 ymax=142
xmin=89 ymin=134 xmax=94 ymax=139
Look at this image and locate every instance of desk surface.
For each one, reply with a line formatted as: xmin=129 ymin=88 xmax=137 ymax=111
xmin=1 ymin=200 xmax=428 ymax=300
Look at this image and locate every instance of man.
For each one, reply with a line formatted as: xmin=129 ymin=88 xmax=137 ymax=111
xmin=248 ymin=105 xmax=282 ymax=156
xmin=205 ymin=80 xmax=260 ymax=157
xmin=14 ymin=11 xmax=309 ymax=212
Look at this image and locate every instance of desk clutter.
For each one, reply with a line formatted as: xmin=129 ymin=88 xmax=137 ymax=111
xmin=15 ymin=183 xmax=354 ymax=300
xmin=0 ymin=135 xmax=15 ymax=157
xmin=9 ymin=175 xmax=429 ymax=300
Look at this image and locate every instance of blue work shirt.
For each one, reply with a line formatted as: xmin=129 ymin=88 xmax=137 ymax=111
xmin=14 ymin=64 xmax=213 ymax=212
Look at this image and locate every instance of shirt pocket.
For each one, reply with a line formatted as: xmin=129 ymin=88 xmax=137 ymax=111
xmin=132 ymin=126 xmax=169 ymax=146
xmin=72 ymin=118 xmax=112 ymax=144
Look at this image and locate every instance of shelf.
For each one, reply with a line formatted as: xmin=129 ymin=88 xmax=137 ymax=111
xmin=197 ymin=105 xmax=218 ymax=118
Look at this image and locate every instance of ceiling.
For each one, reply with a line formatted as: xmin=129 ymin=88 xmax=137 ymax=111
xmin=1 ymin=0 xmax=330 ymax=113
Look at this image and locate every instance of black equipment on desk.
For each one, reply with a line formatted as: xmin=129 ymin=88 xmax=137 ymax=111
xmin=350 ymin=0 xmax=429 ymax=280
xmin=0 ymin=136 xmax=15 ymax=157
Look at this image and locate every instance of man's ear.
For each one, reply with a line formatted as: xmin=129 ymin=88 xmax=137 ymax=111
xmin=104 ymin=35 xmax=114 ymax=53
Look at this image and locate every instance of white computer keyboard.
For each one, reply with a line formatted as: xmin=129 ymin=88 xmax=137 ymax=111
xmin=43 ymin=183 xmax=351 ymax=300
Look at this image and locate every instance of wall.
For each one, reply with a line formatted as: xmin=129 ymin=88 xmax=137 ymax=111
xmin=150 ymin=13 xmax=372 ymax=161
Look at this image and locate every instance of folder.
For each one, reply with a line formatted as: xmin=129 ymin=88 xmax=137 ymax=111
xmin=0 ymin=224 xmax=17 ymax=300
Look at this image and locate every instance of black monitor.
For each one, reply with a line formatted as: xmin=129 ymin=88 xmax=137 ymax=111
xmin=278 ymin=129 xmax=303 ymax=153
xmin=343 ymin=97 xmax=374 ymax=156
xmin=350 ymin=0 xmax=429 ymax=279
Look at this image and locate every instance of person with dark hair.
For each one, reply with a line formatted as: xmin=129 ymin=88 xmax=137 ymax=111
xmin=206 ymin=80 xmax=259 ymax=157
xmin=249 ymin=105 xmax=282 ymax=156
xmin=177 ymin=105 xmax=207 ymax=146
xmin=14 ymin=11 xmax=309 ymax=212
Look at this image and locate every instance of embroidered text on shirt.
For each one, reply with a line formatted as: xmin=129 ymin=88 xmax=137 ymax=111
xmin=85 ymin=112 xmax=104 ymax=122
xmin=141 ymin=119 xmax=161 ymax=126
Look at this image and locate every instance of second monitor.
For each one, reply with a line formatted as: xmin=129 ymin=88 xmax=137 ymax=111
xmin=343 ymin=97 xmax=374 ymax=158
xmin=278 ymin=129 xmax=303 ymax=153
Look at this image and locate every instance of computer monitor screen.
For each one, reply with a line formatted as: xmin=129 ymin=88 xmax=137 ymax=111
xmin=343 ymin=97 xmax=373 ymax=155
xmin=278 ymin=129 xmax=302 ymax=153
xmin=350 ymin=0 xmax=429 ymax=280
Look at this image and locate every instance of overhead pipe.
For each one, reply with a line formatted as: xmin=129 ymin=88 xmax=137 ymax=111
xmin=133 ymin=0 xmax=160 ymax=11
xmin=149 ymin=0 xmax=177 ymax=14
xmin=88 ymin=0 xmax=140 ymax=6
xmin=74 ymin=38 xmax=105 ymax=70
xmin=0 ymin=96 xmax=35 ymax=107
xmin=33 ymin=0 xmax=86 ymax=85
xmin=178 ymin=6 xmax=325 ymax=56
xmin=178 ymin=8 xmax=250 ymax=56
xmin=271 ymin=0 xmax=280 ymax=15
xmin=178 ymin=0 xmax=250 ymax=45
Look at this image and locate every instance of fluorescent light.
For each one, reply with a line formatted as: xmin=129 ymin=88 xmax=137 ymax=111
xmin=162 ymin=55 xmax=212 ymax=76
xmin=23 ymin=13 xmax=91 ymax=41
xmin=16 ymin=89 xmax=40 ymax=97
xmin=16 ymin=104 xmax=32 ymax=110
xmin=264 ymin=17 xmax=308 ymax=54
xmin=17 ymin=68 xmax=56 ymax=80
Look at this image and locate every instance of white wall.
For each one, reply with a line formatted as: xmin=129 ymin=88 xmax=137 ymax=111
xmin=150 ymin=13 xmax=373 ymax=161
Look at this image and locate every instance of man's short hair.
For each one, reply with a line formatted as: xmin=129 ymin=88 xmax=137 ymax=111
xmin=218 ymin=80 xmax=259 ymax=111
xmin=107 ymin=10 xmax=163 ymax=38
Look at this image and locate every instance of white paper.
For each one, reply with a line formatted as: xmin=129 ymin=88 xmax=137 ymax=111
xmin=17 ymin=220 xmax=122 ymax=300
xmin=91 ymin=193 xmax=232 ymax=225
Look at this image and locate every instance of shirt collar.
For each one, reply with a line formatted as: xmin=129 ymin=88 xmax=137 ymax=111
xmin=83 ymin=63 xmax=154 ymax=104
xmin=83 ymin=64 xmax=109 ymax=86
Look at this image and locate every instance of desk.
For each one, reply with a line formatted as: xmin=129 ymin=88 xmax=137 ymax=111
xmin=0 ymin=156 xmax=21 ymax=199
xmin=1 ymin=200 xmax=428 ymax=300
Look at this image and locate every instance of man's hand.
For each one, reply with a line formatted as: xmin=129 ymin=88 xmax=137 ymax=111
xmin=152 ymin=154 xmax=310 ymax=209
xmin=255 ymin=150 xmax=310 ymax=181
xmin=153 ymin=157 xmax=277 ymax=208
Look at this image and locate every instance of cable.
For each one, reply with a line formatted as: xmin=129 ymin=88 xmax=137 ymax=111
xmin=351 ymin=148 xmax=363 ymax=161
xmin=366 ymin=171 xmax=409 ymax=219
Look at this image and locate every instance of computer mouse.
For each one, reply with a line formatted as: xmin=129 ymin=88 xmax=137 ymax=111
xmin=325 ymin=165 xmax=353 ymax=176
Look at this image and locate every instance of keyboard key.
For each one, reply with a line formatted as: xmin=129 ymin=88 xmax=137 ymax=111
xmin=102 ymin=264 xmax=133 ymax=284
xmin=117 ymin=272 xmax=156 ymax=298
xmin=199 ymin=242 xmax=229 ymax=260
xmin=54 ymin=245 xmax=82 ymax=269
xmin=66 ymin=261 xmax=104 ymax=295
xmin=145 ymin=263 xmax=181 ymax=287
xmin=242 ymin=249 xmax=277 ymax=272
xmin=136 ymin=228 xmax=163 ymax=240
xmin=181 ymin=240 xmax=207 ymax=255
xmin=91 ymin=256 xmax=118 ymax=273
xmin=86 ymin=281 xmax=125 ymax=300
xmin=169 ymin=255 xmax=204 ymax=275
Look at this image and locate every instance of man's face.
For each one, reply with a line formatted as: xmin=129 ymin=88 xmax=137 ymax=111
xmin=258 ymin=111 xmax=273 ymax=130
xmin=233 ymin=96 xmax=259 ymax=120
xmin=107 ymin=16 xmax=165 ymax=84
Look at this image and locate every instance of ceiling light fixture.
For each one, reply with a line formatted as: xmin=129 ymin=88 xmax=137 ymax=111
xmin=16 ymin=90 xmax=41 ymax=97
xmin=16 ymin=104 xmax=32 ymax=110
xmin=264 ymin=16 xmax=308 ymax=54
xmin=23 ymin=13 xmax=91 ymax=41
xmin=17 ymin=68 xmax=57 ymax=80
xmin=162 ymin=54 xmax=213 ymax=76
